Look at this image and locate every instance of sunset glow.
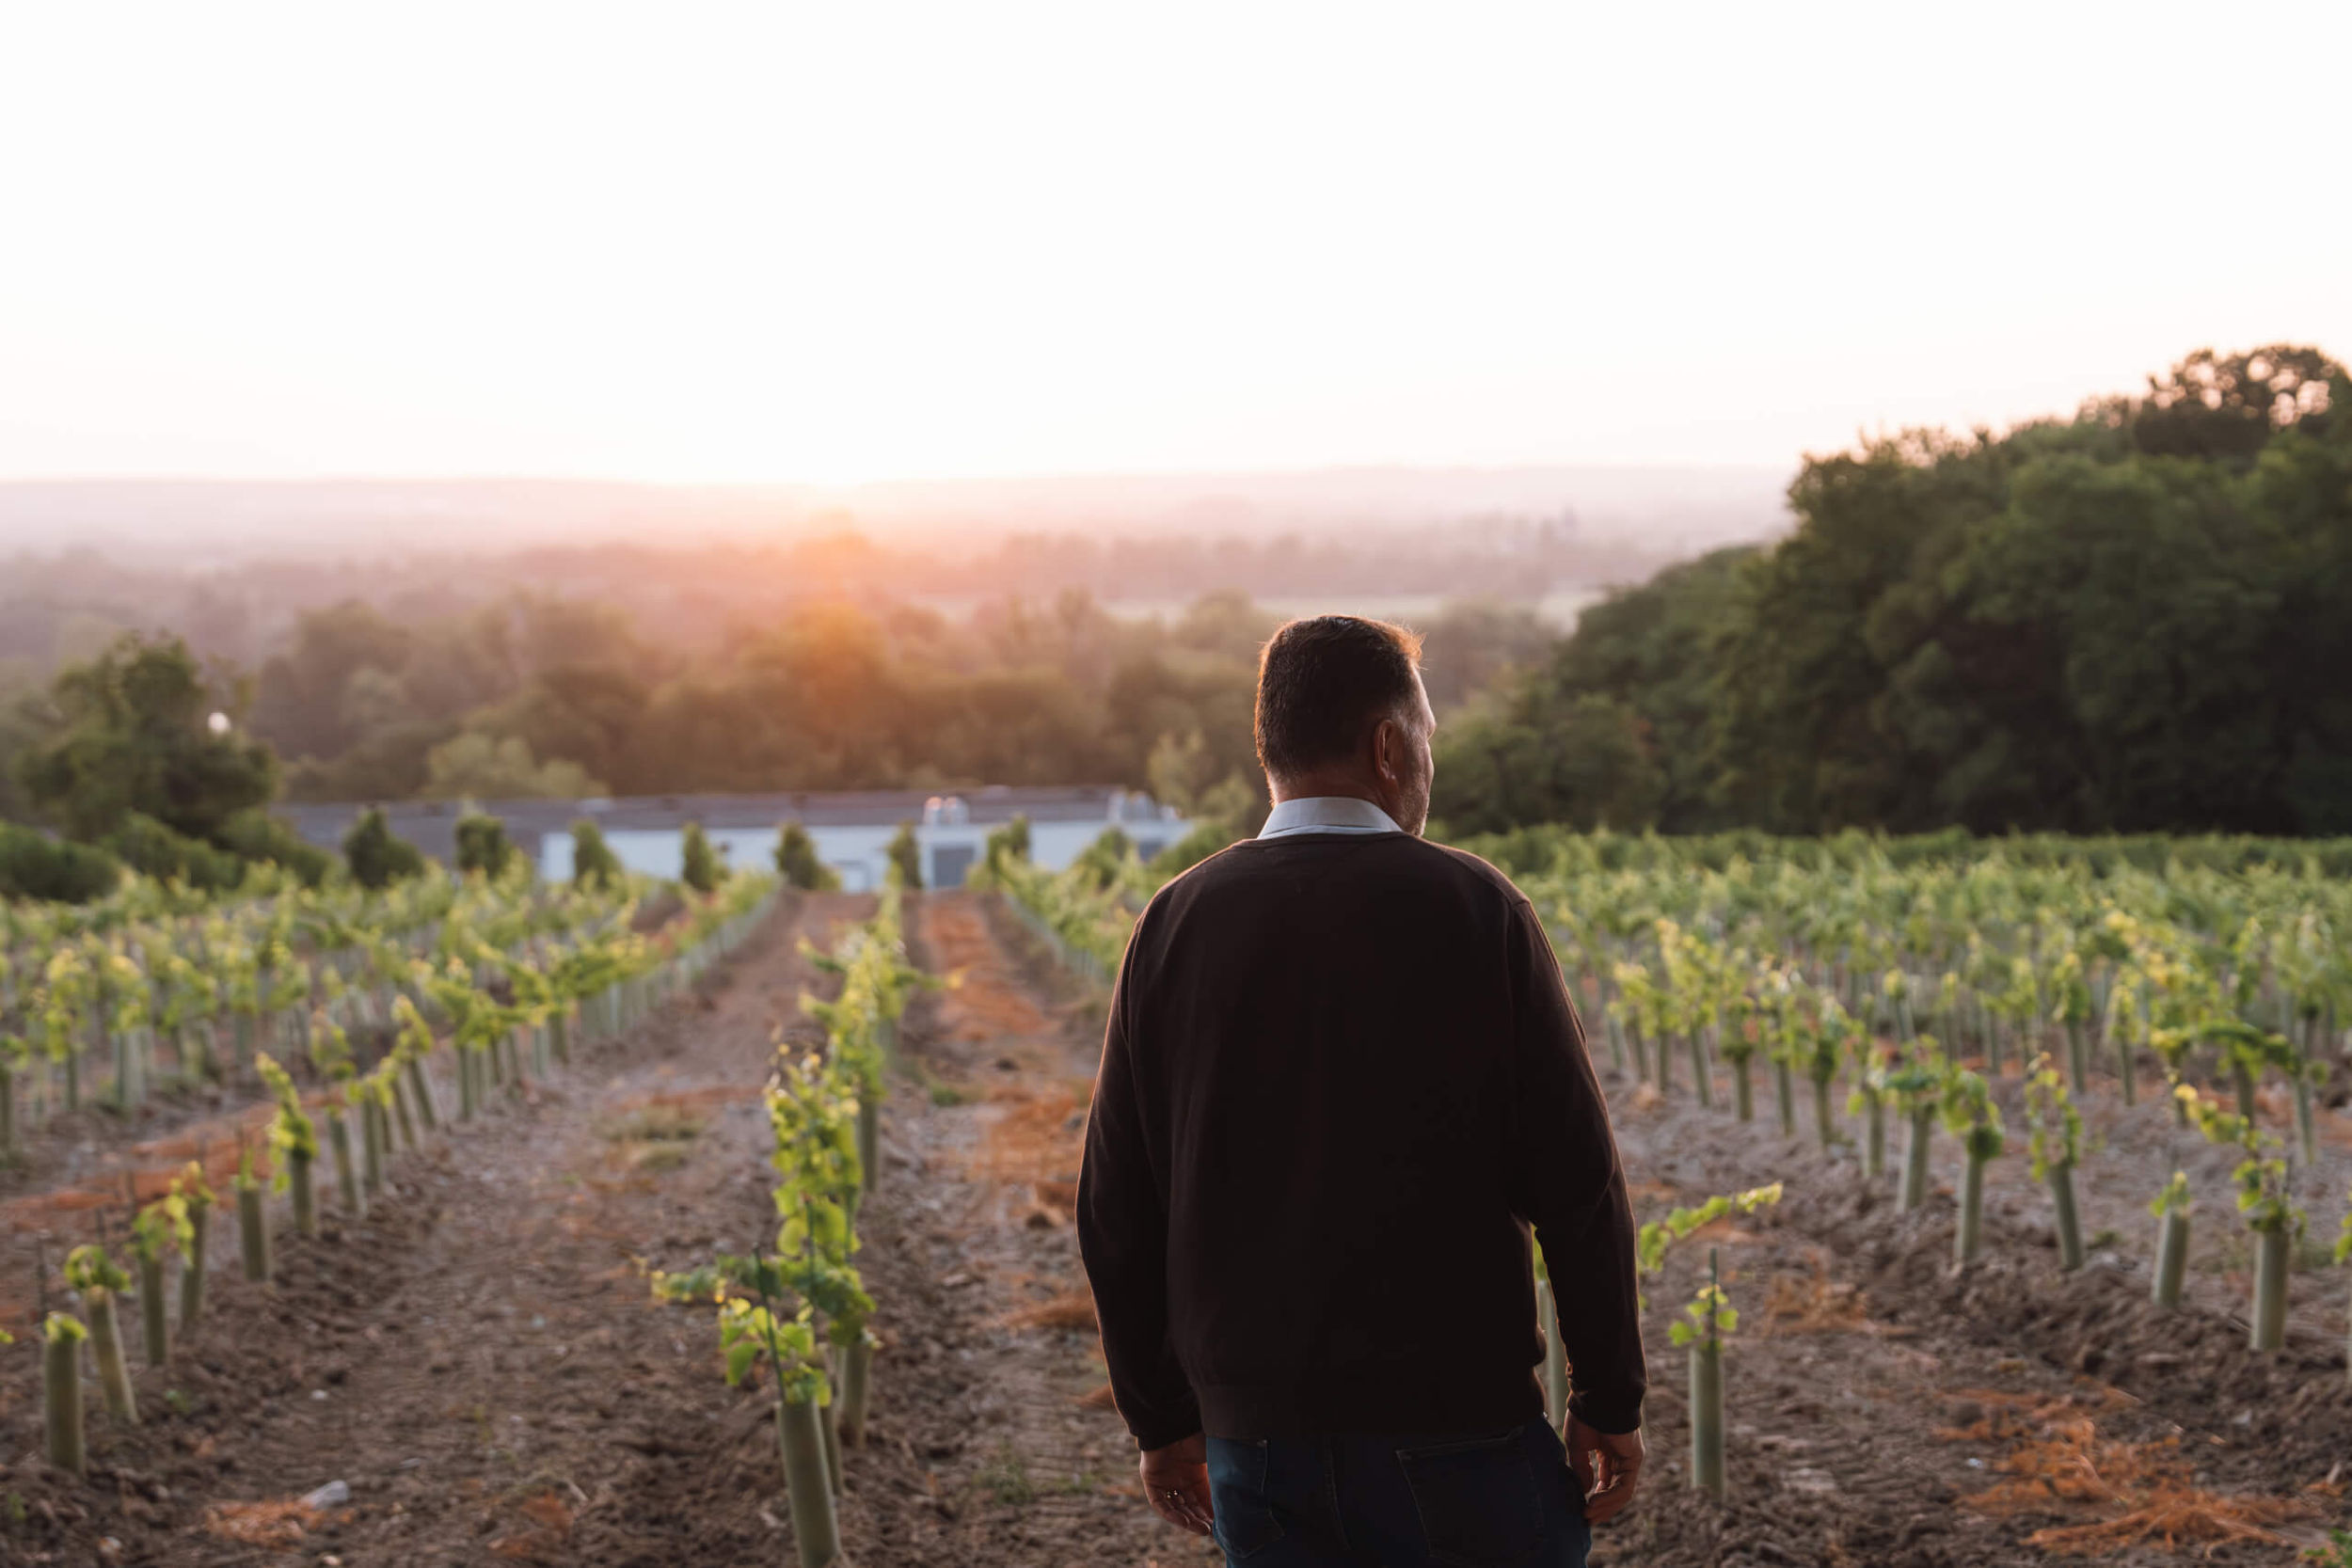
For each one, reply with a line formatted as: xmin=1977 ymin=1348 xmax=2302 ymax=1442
xmin=4 ymin=1 xmax=2345 ymax=484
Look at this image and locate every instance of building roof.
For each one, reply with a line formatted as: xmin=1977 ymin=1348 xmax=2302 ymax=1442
xmin=277 ymin=785 xmax=1170 ymax=863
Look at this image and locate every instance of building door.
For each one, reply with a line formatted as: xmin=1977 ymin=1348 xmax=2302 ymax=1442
xmin=930 ymin=844 xmax=977 ymax=889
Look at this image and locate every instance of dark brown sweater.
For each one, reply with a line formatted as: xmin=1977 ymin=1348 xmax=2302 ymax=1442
xmin=1076 ymin=832 xmax=1645 ymax=1451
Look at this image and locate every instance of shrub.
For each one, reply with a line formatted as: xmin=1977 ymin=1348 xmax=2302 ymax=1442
xmin=342 ymin=808 xmax=424 ymax=889
xmin=775 ymin=821 xmax=839 ymax=891
xmin=1071 ymin=826 xmax=1138 ymax=892
xmin=572 ymin=819 xmax=623 ymax=888
xmin=15 ymin=632 xmax=276 ymax=843
xmin=681 ymin=821 xmax=725 ymax=893
xmin=102 ymin=812 xmax=244 ymax=892
xmin=454 ymin=810 xmax=516 ymax=878
xmin=983 ymin=815 xmax=1031 ymax=867
xmin=216 ymin=810 xmax=332 ymax=886
xmin=1146 ymin=819 xmax=1238 ymax=881
xmin=885 ymin=822 xmax=924 ymax=891
xmin=0 ymin=825 xmax=122 ymax=903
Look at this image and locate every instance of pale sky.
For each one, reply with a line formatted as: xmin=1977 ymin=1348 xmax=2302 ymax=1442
xmin=2 ymin=2 xmax=2344 ymax=486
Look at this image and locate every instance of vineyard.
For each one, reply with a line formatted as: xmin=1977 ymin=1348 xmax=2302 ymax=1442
xmin=0 ymin=823 xmax=1225 ymax=1567
xmin=993 ymin=827 xmax=2352 ymax=1564
xmin=7 ymin=822 xmax=2352 ymax=1565
xmin=1 ymin=862 xmax=773 ymax=1304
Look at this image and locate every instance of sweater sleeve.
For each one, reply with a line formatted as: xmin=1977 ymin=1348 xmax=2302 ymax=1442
xmin=1075 ymin=927 xmax=1201 ymax=1450
xmin=1504 ymin=896 xmax=1646 ymax=1434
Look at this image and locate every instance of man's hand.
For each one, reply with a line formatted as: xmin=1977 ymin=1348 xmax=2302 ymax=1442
xmin=1139 ymin=1433 xmax=1216 ymax=1536
xmin=1565 ymin=1414 xmax=1645 ymax=1526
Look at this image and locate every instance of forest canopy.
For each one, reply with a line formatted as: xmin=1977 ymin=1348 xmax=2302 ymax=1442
xmin=1433 ymin=346 xmax=2352 ymax=837
xmin=0 ymin=583 xmax=1559 ymax=867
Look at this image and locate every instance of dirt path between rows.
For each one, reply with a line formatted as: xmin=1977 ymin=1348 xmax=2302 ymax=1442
xmin=1600 ymin=1064 xmax=2352 ymax=1567
xmin=872 ymin=899 xmax=2352 ymax=1568
xmin=14 ymin=884 xmax=2341 ymax=1567
xmin=0 ymin=890 xmax=843 ymax=1565
xmin=0 ymin=891 xmax=1207 ymax=1568
xmin=813 ymin=890 xmax=1195 ymax=1568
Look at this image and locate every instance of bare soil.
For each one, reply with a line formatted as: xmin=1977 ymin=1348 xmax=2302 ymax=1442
xmin=0 ymin=892 xmax=1193 ymax=1568
xmin=5 ymin=891 xmax=2346 ymax=1567
xmin=1598 ymin=1049 xmax=2352 ymax=1568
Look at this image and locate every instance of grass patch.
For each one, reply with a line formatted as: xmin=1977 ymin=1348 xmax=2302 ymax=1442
xmin=601 ymin=1104 xmax=707 ymax=1144
xmin=975 ymin=1446 xmax=1036 ymax=1507
xmin=600 ymin=1102 xmax=706 ymax=1173
xmin=2197 ymin=1231 xmax=2349 ymax=1275
xmin=905 ymin=1057 xmax=972 ymax=1106
xmin=629 ymin=1142 xmax=694 ymax=1173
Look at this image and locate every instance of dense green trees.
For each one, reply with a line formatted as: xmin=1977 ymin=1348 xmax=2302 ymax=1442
xmin=1432 ymin=549 xmax=1748 ymax=834
xmin=1436 ymin=346 xmax=2352 ymax=838
xmin=422 ymin=734 xmax=605 ymax=800
xmin=238 ymin=589 xmax=1284 ymax=805
xmin=252 ymin=596 xmax=644 ymax=801
xmin=1415 ymin=598 xmax=1555 ymax=713
xmin=17 ymin=634 xmax=276 ymax=842
xmin=103 ymin=813 xmax=243 ymax=890
xmin=3 ymin=585 xmax=1549 ymax=820
xmin=0 ymin=824 xmax=122 ymax=902
xmin=5 ymin=634 xmax=327 ymax=887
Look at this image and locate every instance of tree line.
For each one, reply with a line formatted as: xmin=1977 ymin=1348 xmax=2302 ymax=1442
xmin=1433 ymin=346 xmax=2352 ymax=838
xmin=8 ymin=343 xmax=2343 ymax=896
xmin=243 ymin=591 xmax=1278 ymax=805
xmin=0 ymin=588 xmax=1550 ymax=897
xmin=212 ymin=586 xmax=1547 ymax=816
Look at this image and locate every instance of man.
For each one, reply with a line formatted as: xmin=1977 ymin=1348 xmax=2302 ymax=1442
xmin=1078 ymin=615 xmax=1645 ymax=1568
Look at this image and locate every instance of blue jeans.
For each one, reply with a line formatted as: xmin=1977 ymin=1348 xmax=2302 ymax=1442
xmin=1205 ymin=1416 xmax=1589 ymax=1567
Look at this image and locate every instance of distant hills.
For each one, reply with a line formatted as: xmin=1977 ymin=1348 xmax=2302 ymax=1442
xmin=0 ymin=467 xmax=1790 ymax=565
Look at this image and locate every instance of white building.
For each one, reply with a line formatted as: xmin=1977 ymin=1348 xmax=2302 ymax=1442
xmin=281 ymin=786 xmax=1191 ymax=891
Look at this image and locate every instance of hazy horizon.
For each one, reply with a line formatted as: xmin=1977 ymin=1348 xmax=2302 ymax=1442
xmin=0 ymin=464 xmax=1795 ymax=565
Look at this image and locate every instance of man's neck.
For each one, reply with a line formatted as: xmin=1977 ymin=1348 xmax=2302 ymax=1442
xmin=1269 ymin=777 xmax=1386 ymax=812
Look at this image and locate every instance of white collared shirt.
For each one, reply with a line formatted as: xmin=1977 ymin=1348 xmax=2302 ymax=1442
xmin=1257 ymin=796 xmax=1405 ymax=839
